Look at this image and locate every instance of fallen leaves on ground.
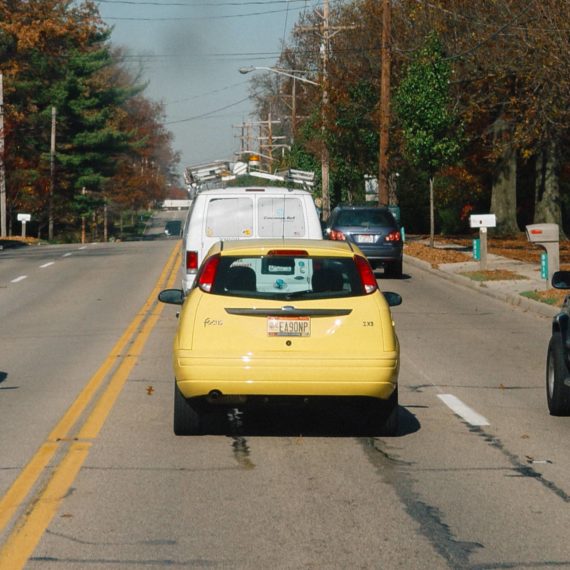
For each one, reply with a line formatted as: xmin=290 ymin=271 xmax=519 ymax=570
xmin=404 ymin=241 xmax=471 ymax=267
xmin=405 ymin=234 xmax=570 ymax=308
xmin=406 ymin=234 xmax=570 ymax=267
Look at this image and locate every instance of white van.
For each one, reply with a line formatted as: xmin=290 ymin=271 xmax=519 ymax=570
xmin=180 ymin=186 xmax=323 ymax=293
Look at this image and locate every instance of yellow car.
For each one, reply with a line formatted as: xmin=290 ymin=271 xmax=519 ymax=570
xmin=159 ymin=239 xmax=402 ymax=435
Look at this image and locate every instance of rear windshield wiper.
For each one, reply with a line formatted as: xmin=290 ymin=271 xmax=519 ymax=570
xmin=282 ymin=290 xmax=312 ymax=300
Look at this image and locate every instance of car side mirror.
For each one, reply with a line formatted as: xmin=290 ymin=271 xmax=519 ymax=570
xmin=552 ymin=270 xmax=570 ymax=290
xmin=383 ymin=291 xmax=402 ymax=307
xmin=158 ymin=289 xmax=185 ymax=305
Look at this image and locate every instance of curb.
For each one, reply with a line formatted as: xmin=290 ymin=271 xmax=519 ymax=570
xmin=404 ymin=254 xmax=559 ymax=319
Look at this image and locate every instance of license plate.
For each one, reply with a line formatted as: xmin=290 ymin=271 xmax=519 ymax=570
xmin=357 ymin=234 xmax=374 ymax=244
xmin=267 ymin=316 xmax=311 ymax=337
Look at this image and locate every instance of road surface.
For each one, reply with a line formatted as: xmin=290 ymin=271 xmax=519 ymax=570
xmin=0 ymin=240 xmax=568 ymax=569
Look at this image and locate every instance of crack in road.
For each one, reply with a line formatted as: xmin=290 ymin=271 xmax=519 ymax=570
xmin=469 ymin=426 xmax=570 ymax=503
xmin=361 ymin=437 xmax=483 ymax=569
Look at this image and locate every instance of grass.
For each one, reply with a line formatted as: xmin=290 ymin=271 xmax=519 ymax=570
xmin=459 ymin=269 xmax=528 ymax=282
xmin=521 ymin=289 xmax=568 ymax=307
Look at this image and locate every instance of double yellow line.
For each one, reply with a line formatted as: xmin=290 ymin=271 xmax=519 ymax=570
xmin=0 ymin=242 xmax=180 ymax=569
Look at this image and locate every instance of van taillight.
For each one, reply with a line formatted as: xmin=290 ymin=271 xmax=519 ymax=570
xmin=355 ymin=255 xmax=378 ymax=294
xmin=385 ymin=230 xmax=401 ymax=242
xmin=186 ymin=251 xmax=198 ymax=271
xmin=197 ymin=254 xmax=220 ymax=293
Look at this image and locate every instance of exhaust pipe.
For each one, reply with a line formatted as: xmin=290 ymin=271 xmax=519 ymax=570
xmin=207 ymin=390 xmax=246 ymax=405
xmin=208 ymin=389 xmax=222 ymax=401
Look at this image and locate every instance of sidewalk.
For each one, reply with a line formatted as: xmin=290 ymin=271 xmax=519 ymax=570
xmin=404 ymin=249 xmax=561 ymax=319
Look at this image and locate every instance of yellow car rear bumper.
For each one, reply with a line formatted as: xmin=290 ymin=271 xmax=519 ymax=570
xmin=175 ymin=355 xmax=399 ymax=400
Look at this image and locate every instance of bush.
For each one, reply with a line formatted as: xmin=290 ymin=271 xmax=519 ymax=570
xmin=438 ymin=206 xmax=469 ymax=235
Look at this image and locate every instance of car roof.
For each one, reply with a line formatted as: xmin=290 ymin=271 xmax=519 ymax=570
xmin=211 ymin=239 xmax=359 ymax=258
xmin=196 ymin=186 xmax=313 ymax=197
xmin=333 ymin=205 xmax=391 ymax=211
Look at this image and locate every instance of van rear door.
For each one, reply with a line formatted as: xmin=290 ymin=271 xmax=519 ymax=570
xmin=257 ymin=196 xmax=307 ymax=238
xmin=202 ymin=196 xmax=254 ymax=257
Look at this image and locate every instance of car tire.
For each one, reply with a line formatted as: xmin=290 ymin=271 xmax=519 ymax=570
xmin=174 ymin=383 xmax=202 ymax=435
xmin=386 ymin=259 xmax=403 ymax=279
xmin=362 ymin=389 xmax=399 ymax=436
xmin=546 ymin=334 xmax=570 ymax=416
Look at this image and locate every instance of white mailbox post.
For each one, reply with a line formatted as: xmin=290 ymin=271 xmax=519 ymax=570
xmin=17 ymin=213 xmax=31 ymax=238
xmin=470 ymin=214 xmax=496 ymax=270
xmin=525 ymin=223 xmax=559 ymax=284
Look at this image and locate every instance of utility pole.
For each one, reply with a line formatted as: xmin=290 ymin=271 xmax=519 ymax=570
xmin=81 ymin=187 xmax=86 ymax=245
xmin=234 ymin=119 xmax=284 ymax=170
xmin=320 ymin=0 xmax=331 ymax=220
xmin=378 ymin=0 xmax=391 ymax=205
xmin=233 ymin=121 xmax=254 ymax=157
xmin=267 ymin=112 xmax=273 ymax=162
xmin=291 ymin=77 xmax=297 ymax=143
xmin=49 ymin=106 xmax=56 ymax=241
xmin=0 ymin=72 xmax=6 ymax=238
xmin=296 ymin=0 xmax=354 ymax=219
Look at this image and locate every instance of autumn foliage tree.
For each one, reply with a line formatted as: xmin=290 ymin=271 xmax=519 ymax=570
xmin=0 ymin=0 xmax=179 ymax=240
xmin=248 ymin=0 xmax=570 ymax=236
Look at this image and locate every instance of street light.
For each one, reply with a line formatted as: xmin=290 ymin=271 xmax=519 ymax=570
xmin=239 ymin=66 xmax=318 ymax=86
xmin=239 ymin=65 xmax=330 ymax=219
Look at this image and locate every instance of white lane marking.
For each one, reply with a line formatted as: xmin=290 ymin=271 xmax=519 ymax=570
xmin=437 ymin=394 xmax=490 ymax=426
xmin=79 ymin=246 xmax=87 ymax=250
xmin=62 ymin=253 xmax=72 ymax=257
xmin=40 ymin=262 xmax=55 ymax=268
xmin=11 ymin=275 xmax=27 ymax=283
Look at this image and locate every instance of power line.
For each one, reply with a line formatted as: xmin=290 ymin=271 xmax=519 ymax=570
xmin=97 ymin=0 xmax=307 ymax=6
xmin=166 ymin=80 xmax=249 ymax=105
xmin=120 ymin=51 xmax=283 ymax=59
xmin=443 ymin=3 xmax=535 ymax=61
xmin=102 ymin=7 xmax=304 ymax=20
xmin=165 ymin=96 xmax=251 ymax=124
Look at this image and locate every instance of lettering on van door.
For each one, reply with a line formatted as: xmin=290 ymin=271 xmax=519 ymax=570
xmin=258 ymin=198 xmax=306 ymax=237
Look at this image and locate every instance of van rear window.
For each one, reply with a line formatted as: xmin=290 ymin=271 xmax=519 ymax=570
xmin=258 ymin=197 xmax=306 ymax=238
xmin=206 ymin=198 xmax=253 ymax=238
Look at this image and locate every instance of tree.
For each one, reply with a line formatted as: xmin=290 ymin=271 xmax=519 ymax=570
xmin=394 ymin=33 xmax=462 ymax=246
xmin=391 ymin=0 xmax=570 ymax=236
xmin=0 ymin=0 xmax=180 ymax=240
xmin=52 ymin=43 xmax=137 ymax=192
xmin=328 ymin=80 xmax=379 ymax=204
xmin=0 ymin=0 xmax=108 ymax=237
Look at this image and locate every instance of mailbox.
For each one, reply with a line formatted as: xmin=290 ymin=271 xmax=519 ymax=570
xmin=526 ymin=223 xmax=559 ymax=243
xmin=469 ymin=213 xmax=496 ymax=270
xmin=470 ymin=214 xmax=496 ymax=229
xmin=17 ymin=213 xmax=31 ymax=238
xmin=525 ymin=223 xmax=560 ymax=283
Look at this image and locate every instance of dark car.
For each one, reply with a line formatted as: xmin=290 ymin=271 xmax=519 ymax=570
xmin=547 ymin=270 xmax=570 ymax=415
xmin=324 ymin=206 xmax=403 ymax=277
xmin=164 ymin=220 xmax=182 ymax=238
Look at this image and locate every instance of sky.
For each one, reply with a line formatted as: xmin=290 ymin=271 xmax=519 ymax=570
xmin=96 ymin=0 xmax=315 ymax=176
